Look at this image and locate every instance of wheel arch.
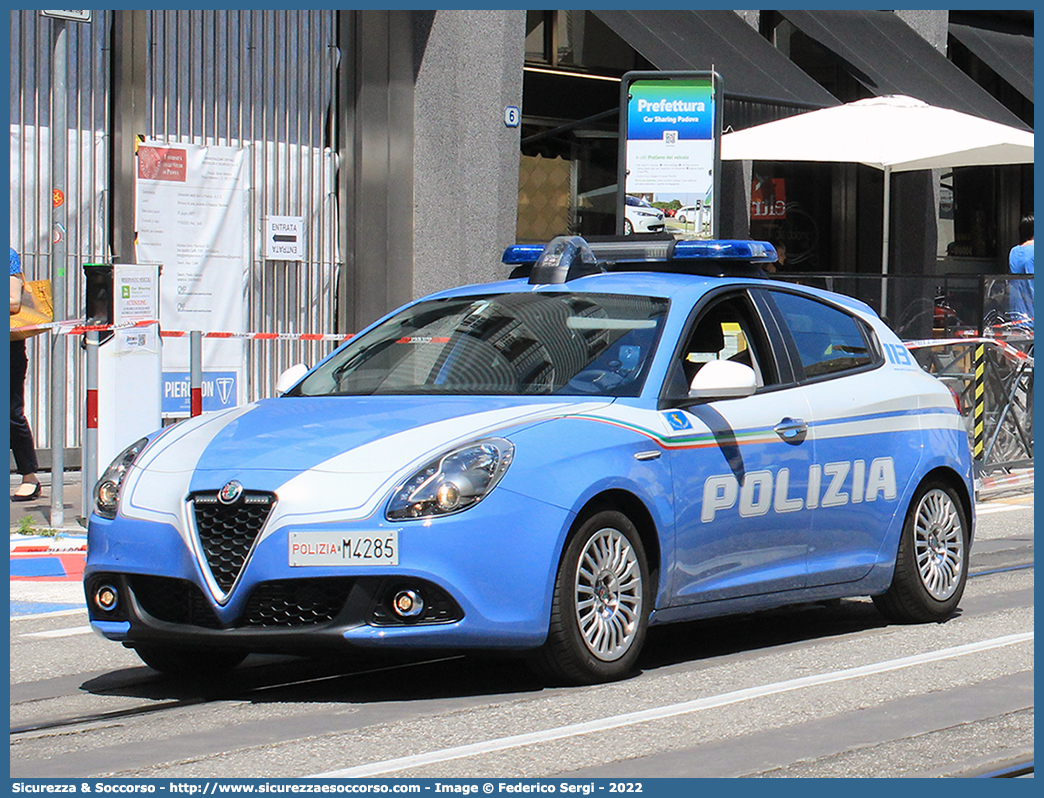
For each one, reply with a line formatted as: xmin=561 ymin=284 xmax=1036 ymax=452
xmin=918 ymin=465 xmax=975 ymax=544
xmin=570 ymin=488 xmax=662 ymax=597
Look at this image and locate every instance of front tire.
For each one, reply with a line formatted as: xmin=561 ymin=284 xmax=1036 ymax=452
xmin=133 ymin=644 xmax=247 ymax=677
xmin=623 ymin=219 xmax=634 ymax=235
xmin=873 ymin=480 xmax=969 ymax=623
xmin=533 ymin=510 xmax=650 ymax=684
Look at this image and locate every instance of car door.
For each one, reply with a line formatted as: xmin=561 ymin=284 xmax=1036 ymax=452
xmin=664 ymin=289 xmax=815 ymax=605
xmin=763 ymin=288 xmax=920 ymax=587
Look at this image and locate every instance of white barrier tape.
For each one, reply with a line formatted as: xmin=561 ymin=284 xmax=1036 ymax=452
xmin=159 ymin=330 xmax=353 ymax=342
xmin=23 ymin=318 xmax=353 ymax=343
xmin=25 ymin=323 xmax=1037 ymax=361
xmin=13 ymin=318 xmax=160 ymax=335
xmin=905 ymin=337 xmax=1034 ymax=368
xmin=975 ymin=470 xmax=1034 ymax=495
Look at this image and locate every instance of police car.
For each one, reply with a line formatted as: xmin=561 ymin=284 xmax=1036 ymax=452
xmin=85 ymin=236 xmax=973 ymax=685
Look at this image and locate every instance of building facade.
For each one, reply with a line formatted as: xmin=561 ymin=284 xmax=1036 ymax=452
xmin=8 ymin=9 xmax=1033 ymax=462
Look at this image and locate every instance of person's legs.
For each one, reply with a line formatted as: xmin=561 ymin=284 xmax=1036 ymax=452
xmin=10 ymin=340 xmax=41 ymax=499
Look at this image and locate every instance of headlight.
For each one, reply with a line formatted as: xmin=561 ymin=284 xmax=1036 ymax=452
xmin=386 ymin=438 xmax=514 ymax=520
xmin=94 ymin=437 xmax=149 ymax=519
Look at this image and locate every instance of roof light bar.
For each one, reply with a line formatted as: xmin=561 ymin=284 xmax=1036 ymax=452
xmin=526 ymin=236 xmax=603 ymax=285
xmin=674 ymin=239 xmax=777 ymax=262
xmin=503 ymin=237 xmax=778 ymax=267
xmin=502 ymin=244 xmax=546 ymax=265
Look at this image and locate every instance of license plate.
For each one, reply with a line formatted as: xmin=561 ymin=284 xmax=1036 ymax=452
xmin=289 ymin=530 xmax=399 ymax=566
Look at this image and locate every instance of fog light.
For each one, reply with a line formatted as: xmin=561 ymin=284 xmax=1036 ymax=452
xmin=392 ymin=589 xmax=425 ymax=619
xmin=94 ymin=584 xmax=119 ymax=612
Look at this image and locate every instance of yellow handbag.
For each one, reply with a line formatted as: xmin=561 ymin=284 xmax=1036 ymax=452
xmin=10 ymin=274 xmax=54 ymax=340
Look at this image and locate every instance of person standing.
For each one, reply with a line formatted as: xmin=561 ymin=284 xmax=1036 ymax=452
xmin=10 ymin=246 xmax=41 ymax=501
xmin=765 ymin=240 xmax=787 ymax=275
xmin=1008 ymin=214 xmax=1034 ymax=324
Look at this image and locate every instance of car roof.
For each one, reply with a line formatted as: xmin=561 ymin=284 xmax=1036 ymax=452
xmin=416 ymin=236 xmax=881 ymax=326
xmin=428 ymin=270 xmax=737 ymax=306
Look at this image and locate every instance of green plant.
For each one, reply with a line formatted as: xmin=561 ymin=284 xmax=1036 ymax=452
xmin=15 ymin=515 xmax=64 ymax=539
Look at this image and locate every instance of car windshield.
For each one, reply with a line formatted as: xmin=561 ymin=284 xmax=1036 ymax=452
xmin=291 ymin=292 xmax=669 ymax=397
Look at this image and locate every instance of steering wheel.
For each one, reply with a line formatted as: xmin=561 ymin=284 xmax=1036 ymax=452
xmin=566 ymin=368 xmax=624 ymax=395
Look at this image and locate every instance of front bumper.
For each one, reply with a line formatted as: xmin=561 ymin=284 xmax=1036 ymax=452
xmin=85 ymin=487 xmax=571 ymax=653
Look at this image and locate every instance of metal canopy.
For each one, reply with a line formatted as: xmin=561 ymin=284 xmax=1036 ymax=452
xmin=781 ymin=10 xmax=1029 ymax=130
xmin=593 ymin=10 xmax=839 ymax=108
xmin=949 ymin=22 xmax=1034 ymax=103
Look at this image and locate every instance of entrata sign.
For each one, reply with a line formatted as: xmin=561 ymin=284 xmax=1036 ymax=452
xmin=41 ymin=10 xmax=92 ymax=22
xmin=266 ymin=215 xmax=305 ymax=261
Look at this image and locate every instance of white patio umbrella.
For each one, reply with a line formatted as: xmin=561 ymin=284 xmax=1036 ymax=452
xmin=721 ymin=95 xmax=1034 ymax=312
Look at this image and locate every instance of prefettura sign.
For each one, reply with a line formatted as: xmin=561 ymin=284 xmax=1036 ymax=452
xmin=618 ymin=71 xmax=722 ymax=239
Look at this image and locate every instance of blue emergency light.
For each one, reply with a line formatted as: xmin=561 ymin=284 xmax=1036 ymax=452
xmin=503 ymin=236 xmax=778 ymax=284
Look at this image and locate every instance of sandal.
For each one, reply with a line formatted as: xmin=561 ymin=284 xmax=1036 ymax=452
xmin=11 ymin=482 xmax=42 ymax=502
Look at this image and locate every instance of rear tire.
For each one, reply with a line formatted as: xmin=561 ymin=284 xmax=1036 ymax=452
xmin=873 ymin=480 xmax=969 ymax=623
xmin=532 ymin=510 xmax=650 ymax=684
xmin=134 ymin=644 xmax=247 ymax=677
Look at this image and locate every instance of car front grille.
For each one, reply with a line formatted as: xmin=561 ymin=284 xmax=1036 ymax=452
xmin=121 ymin=574 xmax=465 ymax=631
xmin=190 ymin=490 xmax=276 ymax=593
xmin=130 ymin=575 xmax=223 ymax=629
xmin=242 ymin=579 xmax=355 ymax=627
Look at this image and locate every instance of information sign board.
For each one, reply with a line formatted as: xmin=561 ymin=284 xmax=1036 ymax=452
xmin=618 ymin=71 xmax=722 ymax=239
xmin=266 ymin=215 xmax=305 ymax=261
xmin=135 ymin=141 xmax=249 ymax=413
xmin=41 ymin=10 xmax=92 ymax=22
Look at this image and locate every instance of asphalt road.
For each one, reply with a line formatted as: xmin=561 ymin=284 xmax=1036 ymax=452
xmin=10 ymin=493 xmax=1033 ymax=779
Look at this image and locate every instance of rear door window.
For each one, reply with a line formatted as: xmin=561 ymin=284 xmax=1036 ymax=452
xmin=768 ymin=291 xmax=877 ymax=380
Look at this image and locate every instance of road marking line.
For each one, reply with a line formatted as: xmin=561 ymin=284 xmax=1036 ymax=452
xmin=976 ymin=503 xmax=1033 ymax=516
xmin=311 ymin=632 xmax=1034 ymax=778
xmin=10 ymin=608 xmax=85 ymax=622
xmin=22 ymin=626 xmax=93 ymax=639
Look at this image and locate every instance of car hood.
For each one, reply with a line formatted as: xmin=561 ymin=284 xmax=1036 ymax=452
xmin=119 ymin=396 xmax=610 ymax=526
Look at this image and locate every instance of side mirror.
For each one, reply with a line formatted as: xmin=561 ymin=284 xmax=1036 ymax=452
xmin=275 ymin=363 xmax=309 ymax=395
xmin=688 ymin=360 xmax=757 ymax=401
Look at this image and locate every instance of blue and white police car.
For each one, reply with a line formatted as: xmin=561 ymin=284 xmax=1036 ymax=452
xmin=85 ymin=236 xmax=973 ymax=684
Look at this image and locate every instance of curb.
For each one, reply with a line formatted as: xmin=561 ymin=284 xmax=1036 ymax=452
xmin=11 ymin=533 xmax=87 ymax=553
xmin=11 ymin=533 xmax=87 ymax=581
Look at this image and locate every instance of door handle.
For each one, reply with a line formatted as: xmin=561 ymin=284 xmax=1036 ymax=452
xmin=774 ymin=417 xmax=808 ymax=445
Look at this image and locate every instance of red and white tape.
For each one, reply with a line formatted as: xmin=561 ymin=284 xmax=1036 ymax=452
xmin=905 ymin=337 xmax=1034 ymax=368
xmin=160 ymin=330 xmax=353 ymax=342
xmin=22 ymin=320 xmax=1035 ymax=363
xmin=20 ymin=318 xmax=353 ymax=343
xmin=13 ymin=318 xmax=161 ymax=336
xmin=976 ymin=470 xmax=1035 ymax=494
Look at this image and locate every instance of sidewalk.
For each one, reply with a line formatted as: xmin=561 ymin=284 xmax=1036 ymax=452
xmin=9 ymin=471 xmax=87 ymax=534
xmin=10 ymin=472 xmax=88 ymax=611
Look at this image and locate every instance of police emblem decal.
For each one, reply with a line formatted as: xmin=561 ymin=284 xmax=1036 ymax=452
xmin=664 ymin=410 xmax=693 ymax=431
